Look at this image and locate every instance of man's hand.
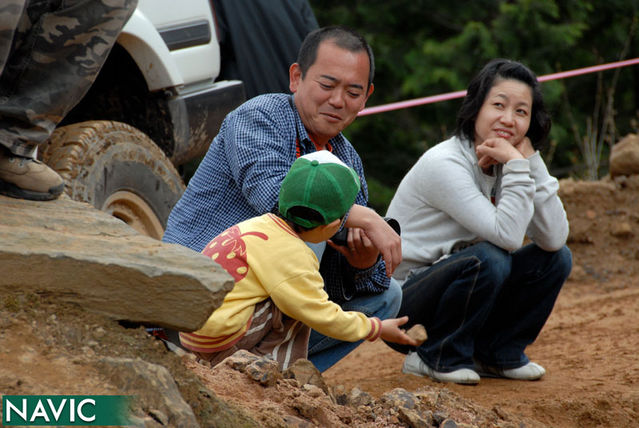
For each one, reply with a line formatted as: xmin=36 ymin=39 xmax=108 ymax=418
xmin=328 ymin=227 xmax=379 ymax=269
xmin=380 ymin=316 xmax=419 ymax=346
xmin=343 ymin=205 xmax=402 ymax=276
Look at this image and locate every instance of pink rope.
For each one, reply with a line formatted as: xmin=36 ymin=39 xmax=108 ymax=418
xmin=358 ymin=57 xmax=639 ymax=117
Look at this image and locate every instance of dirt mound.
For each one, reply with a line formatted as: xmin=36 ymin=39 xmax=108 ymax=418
xmin=1 ymin=177 xmax=638 ymax=427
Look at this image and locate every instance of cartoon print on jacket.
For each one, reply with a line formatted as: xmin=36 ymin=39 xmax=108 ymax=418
xmin=203 ymin=226 xmax=268 ymax=281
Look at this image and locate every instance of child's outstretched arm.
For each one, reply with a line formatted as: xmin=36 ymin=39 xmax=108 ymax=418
xmin=379 ymin=316 xmax=419 ymax=346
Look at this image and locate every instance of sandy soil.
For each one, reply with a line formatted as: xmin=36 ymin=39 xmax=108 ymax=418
xmin=2 ymin=177 xmax=638 ymax=427
xmin=322 ymin=177 xmax=639 ymax=427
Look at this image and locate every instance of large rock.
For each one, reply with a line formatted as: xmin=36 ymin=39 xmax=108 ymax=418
xmin=98 ymin=357 xmax=200 ymax=427
xmin=610 ymin=133 xmax=639 ymax=178
xmin=0 ymin=195 xmax=233 ymax=331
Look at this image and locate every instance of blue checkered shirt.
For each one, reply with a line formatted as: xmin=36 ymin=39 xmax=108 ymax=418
xmin=163 ymin=93 xmax=389 ymax=302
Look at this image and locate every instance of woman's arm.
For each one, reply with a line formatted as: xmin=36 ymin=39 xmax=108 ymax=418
xmin=526 ymin=152 xmax=570 ymax=250
xmin=423 ymin=143 xmax=536 ymax=251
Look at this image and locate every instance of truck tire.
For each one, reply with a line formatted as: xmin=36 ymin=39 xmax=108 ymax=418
xmin=39 ymin=120 xmax=186 ymax=239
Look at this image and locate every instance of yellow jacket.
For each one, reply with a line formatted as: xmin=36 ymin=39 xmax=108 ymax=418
xmin=180 ymin=214 xmax=381 ymax=352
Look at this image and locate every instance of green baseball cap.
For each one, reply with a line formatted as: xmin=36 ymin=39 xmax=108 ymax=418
xmin=279 ymin=151 xmax=361 ymax=228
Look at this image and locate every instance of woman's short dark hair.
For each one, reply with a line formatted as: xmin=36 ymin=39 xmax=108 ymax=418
xmin=297 ymin=26 xmax=375 ymax=91
xmin=454 ymin=59 xmax=551 ymax=150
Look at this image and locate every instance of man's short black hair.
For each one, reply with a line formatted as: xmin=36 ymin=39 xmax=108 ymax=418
xmin=296 ymin=26 xmax=375 ymax=90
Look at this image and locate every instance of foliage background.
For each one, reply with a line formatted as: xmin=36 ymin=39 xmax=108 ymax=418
xmin=308 ymin=0 xmax=639 ymax=212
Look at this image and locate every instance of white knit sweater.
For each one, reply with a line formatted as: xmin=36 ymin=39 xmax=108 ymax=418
xmin=387 ymin=136 xmax=569 ymax=282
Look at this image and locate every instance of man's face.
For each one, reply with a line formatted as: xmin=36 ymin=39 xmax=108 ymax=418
xmin=289 ymin=41 xmax=374 ymax=146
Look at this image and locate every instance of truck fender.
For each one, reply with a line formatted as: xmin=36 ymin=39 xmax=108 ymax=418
xmin=118 ymin=9 xmax=184 ymax=90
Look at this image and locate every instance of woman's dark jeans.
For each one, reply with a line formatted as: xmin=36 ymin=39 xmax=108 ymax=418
xmin=387 ymin=242 xmax=572 ymax=373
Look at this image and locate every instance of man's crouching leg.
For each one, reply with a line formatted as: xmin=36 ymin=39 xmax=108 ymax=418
xmin=308 ymin=278 xmax=402 ymax=372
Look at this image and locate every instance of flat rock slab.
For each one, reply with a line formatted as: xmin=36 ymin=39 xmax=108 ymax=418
xmin=0 ymin=195 xmax=233 ymax=331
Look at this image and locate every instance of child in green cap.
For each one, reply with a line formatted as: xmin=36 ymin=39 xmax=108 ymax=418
xmin=180 ymin=150 xmax=417 ymax=369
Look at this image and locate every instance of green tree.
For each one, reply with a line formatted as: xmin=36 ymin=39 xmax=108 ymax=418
xmin=310 ymin=0 xmax=639 ymax=212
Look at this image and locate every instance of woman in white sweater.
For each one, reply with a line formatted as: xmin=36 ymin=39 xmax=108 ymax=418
xmin=386 ymin=59 xmax=572 ymax=385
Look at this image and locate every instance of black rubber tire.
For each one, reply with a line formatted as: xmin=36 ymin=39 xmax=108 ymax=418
xmin=39 ymin=120 xmax=186 ymax=239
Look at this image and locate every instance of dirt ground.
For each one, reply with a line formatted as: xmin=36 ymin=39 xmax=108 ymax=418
xmin=322 ymin=176 xmax=639 ymax=427
xmin=2 ymin=176 xmax=639 ymax=427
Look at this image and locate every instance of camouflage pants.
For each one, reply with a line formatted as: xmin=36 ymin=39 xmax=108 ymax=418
xmin=0 ymin=0 xmax=137 ymax=157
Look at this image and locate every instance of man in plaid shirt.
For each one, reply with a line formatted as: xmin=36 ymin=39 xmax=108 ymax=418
xmin=163 ymin=26 xmax=403 ymax=372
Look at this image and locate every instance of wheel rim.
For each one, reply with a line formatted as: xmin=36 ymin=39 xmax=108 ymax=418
xmin=102 ymin=190 xmax=164 ymax=240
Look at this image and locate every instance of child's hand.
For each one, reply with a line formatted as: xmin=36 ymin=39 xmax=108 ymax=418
xmin=380 ymin=316 xmax=419 ymax=346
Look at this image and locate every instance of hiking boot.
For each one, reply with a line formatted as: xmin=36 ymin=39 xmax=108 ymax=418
xmin=402 ymin=351 xmax=480 ymax=385
xmin=0 ymin=150 xmax=64 ymax=201
xmin=475 ymin=361 xmax=546 ymax=381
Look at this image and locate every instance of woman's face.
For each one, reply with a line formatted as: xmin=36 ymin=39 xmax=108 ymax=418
xmin=474 ymin=78 xmax=533 ymax=146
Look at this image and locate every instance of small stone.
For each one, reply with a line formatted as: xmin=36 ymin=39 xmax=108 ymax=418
xmin=349 ymin=387 xmax=374 ymax=407
xmin=441 ymin=419 xmax=459 ymax=428
xmin=381 ymin=388 xmax=418 ymax=410
xmin=283 ymin=359 xmax=329 ymax=394
xmin=245 ymin=356 xmax=281 ymax=386
xmin=282 ymin=415 xmax=314 ymax=428
xmin=148 ymin=408 xmax=168 ymax=425
xmin=302 ymin=384 xmax=324 ymax=398
xmin=610 ymin=222 xmax=633 ymax=238
xmin=224 ymin=349 xmax=259 ymax=371
xmin=406 ymin=324 xmax=427 ymax=345
xmin=332 ymin=385 xmax=349 ymax=405
xmin=398 ymin=407 xmax=432 ymax=428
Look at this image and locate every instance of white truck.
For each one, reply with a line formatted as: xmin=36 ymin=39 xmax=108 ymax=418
xmin=39 ymin=0 xmax=316 ymax=239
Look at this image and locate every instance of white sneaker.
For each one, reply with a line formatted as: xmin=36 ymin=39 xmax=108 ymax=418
xmin=502 ymin=362 xmax=546 ymax=380
xmin=402 ymin=351 xmax=480 ymax=385
xmin=476 ymin=361 xmax=546 ymax=380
